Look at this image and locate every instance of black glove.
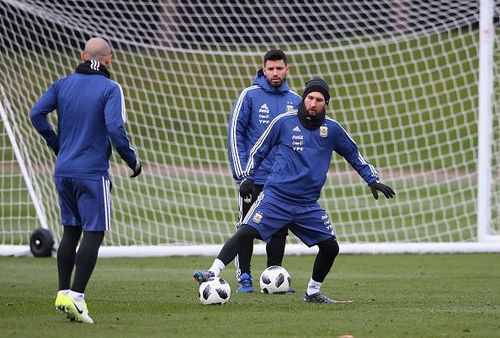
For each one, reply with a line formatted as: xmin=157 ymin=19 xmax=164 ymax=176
xmin=239 ymin=178 xmax=255 ymax=200
xmin=130 ymin=160 xmax=142 ymax=178
xmin=369 ymin=181 xmax=395 ymax=200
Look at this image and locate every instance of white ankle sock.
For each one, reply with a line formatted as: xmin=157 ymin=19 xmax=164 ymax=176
xmin=209 ymin=258 xmax=225 ymax=277
xmin=69 ymin=290 xmax=84 ymax=301
xmin=306 ymin=278 xmax=322 ymax=296
xmin=58 ymin=289 xmax=70 ymax=295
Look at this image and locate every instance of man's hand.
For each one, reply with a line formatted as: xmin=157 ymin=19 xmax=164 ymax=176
xmin=239 ymin=178 xmax=255 ymax=200
xmin=130 ymin=160 xmax=142 ymax=178
xmin=369 ymin=181 xmax=395 ymax=200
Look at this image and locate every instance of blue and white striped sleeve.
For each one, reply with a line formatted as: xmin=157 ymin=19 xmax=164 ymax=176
xmin=104 ymin=82 xmax=137 ymax=168
xmin=330 ymin=120 xmax=379 ymax=185
xmin=242 ymin=113 xmax=287 ymax=178
xmin=227 ymin=87 xmax=253 ymax=181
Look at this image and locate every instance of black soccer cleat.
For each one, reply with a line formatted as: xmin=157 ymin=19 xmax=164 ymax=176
xmin=303 ymin=292 xmax=336 ymax=303
xmin=193 ymin=270 xmax=215 ymax=284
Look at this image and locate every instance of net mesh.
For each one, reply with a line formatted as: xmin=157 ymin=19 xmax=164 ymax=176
xmin=1 ymin=0 xmax=499 ymax=249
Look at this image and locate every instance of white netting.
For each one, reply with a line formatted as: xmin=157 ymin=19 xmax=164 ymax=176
xmin=0 ymin=109 xmax=37 ymax=245
xmin=1 ymin=1 xmax=499 ymax=253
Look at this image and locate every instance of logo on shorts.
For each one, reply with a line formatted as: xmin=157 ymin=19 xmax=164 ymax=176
xmin=319 ymin=125 xmax=328 ymax=138
xmin=322 ymin=214 xmax=335 ymax=235
xmin=253 ymin=212 xmax=262 ymax=224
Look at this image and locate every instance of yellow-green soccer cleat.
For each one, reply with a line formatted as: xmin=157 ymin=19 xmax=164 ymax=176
xmin=66 ymin=296 xmax=94 ymax=324
xmin=55 ymin=291 xmax=71 ymax=317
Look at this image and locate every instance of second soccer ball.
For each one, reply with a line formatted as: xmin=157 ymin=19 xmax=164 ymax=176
xmin=259 ymin=265 xmax=291 ymax=294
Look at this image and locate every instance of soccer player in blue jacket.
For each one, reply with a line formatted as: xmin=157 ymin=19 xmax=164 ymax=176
xmin=30 ymin=37 xmax=141 ymax=322
xmin=228 ymin=50 xmax=302 ymax=293
xmin=195 ymin=77 xmax=394 ymax=303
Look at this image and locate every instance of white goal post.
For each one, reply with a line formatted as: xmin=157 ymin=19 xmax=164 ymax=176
xmin=1 ymin=0 xmax=499 ymax=256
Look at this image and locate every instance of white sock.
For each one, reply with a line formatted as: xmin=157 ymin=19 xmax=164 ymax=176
xmin=209 ymin=258 xmax=225 ymax=277
xmin=69 ymin=290 xmax=84 ymax=301
xmin=306 ymin=278 xmax=322 ymax=296
xmin=58 ymin=289 xmax=70 ymax=295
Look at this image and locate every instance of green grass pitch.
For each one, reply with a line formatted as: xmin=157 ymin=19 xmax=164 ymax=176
xmin=1 ymin=254 xmax=499 ymax=337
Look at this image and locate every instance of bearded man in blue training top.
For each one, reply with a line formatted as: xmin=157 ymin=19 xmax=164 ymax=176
xmin=195 ymin=77 xmax=394 ymax=303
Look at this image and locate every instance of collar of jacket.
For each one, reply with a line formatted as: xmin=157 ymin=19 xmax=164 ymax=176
xmin=253 ymin=69 xmax=290 ymax=95
xmin=297 ymin=102 xmax=326 ymax=130
xmin=75 ymin=60 xmax=111 ymax=78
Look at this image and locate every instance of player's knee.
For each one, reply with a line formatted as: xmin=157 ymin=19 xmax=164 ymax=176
xmin=62 ymin=226 xmax=82 ymax=242
xmin=236 ymin=224 xmax=259 ymax=240
xmin=82 ymin=230 xmax=105 ymax=247
xmin=317 ymin=237 xmax=339 ymax=259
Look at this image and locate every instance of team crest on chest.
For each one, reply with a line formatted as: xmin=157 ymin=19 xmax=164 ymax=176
xmin=319 ymin=125 xmax=328 ymax=138
xmin=253 ymin=212 xmax=262 ymax=224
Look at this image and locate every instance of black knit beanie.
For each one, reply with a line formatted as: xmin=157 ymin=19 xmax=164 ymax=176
xmin=302 ymin=77 xmax=330 ymax=104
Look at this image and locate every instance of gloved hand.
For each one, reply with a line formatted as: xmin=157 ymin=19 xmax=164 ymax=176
xmin=130 ymin=159 xmax=142 ymax=178
xmin=239 ymin=177 xmax=255 ymax=200
xmin=369 ymin=181 xmax=395 ymax=200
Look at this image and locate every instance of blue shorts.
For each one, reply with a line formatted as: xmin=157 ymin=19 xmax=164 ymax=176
xmin=242 ymin=191 xmax=336 ymax=247
xmin=54 ymin=176 xmax=111 ymax=232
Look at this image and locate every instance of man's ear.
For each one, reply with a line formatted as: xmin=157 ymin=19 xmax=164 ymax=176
xmin=81 ymin=51 xmax=86 ymax=62
xmin=104 ymin=54 xmax=112 ymax=66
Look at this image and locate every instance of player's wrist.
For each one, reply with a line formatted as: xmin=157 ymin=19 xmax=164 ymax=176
xmin=129 ymin=159 xmax=142 ymax=178
xmin=239 ymin=177 xmax=255 ymax=199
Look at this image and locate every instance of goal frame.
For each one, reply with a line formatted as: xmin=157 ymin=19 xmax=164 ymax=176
xmin=1 ymin=0 xmax=499 ymax=256
xmin=476 ymin=0 xmax=500 ymax=243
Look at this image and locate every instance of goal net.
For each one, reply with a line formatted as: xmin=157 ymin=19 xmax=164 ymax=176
xmin=1 ymin=0 xmax=499 ymax=256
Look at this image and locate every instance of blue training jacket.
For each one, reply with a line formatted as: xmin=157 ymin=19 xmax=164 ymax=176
xmin=227 ymin=70 xmax=302 ymax=185
xmin=30 ymin=70 xmax=138 ymax=180
xmin=242 ymin=112 xmax=379 ymax=205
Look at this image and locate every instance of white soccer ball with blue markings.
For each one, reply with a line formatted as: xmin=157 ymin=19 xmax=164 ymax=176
xmin=259 ymin=265 xmax=291 ymax=294
xmin=198 ymin=277 xmax=231 ymax=305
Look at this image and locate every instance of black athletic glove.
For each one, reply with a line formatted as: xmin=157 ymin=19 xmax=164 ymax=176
xmin=130 ymin=159 xmax=142 ymax=178
xmin=239 ymin=177 xmax=255 ymax=200
xmin=369 ymin=181 xmax=395 ymax=200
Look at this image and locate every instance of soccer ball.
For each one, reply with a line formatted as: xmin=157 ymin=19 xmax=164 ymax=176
xmin=259 ymin=265 xmax=291 ymax=294
xmin=198 ymin=277 xmax=231 ymax=305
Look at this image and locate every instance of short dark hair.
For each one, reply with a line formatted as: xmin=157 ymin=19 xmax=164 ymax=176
xmin=263 ymin=49 xmax=288 ymax=65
